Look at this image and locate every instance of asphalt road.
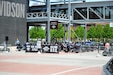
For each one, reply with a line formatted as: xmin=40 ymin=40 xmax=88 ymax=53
xmin=0 ymin=47 xmax=112 ymax=75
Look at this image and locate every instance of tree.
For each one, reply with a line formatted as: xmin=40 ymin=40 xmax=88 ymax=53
xmin=51 ymin=23 xmax=64 ymax=40
xmin=30 ymin=27 xmax=38 ymax=39
xmin=55 ymin=24 xmax=64 ymax=38
xmin=87 ymin=25 xmax=96 ymax=39
xmin=103 ymin=24 xmax=113 ymax=39
xmin=75 ymin=26 xmax=84 ymax=39
xmin=29 ymin=26 xmax=45 ymax=39
xmin=95 ymin=24 xmax=104 ymax=41
xmin=36 ymin=27 xmax=45 ymax=38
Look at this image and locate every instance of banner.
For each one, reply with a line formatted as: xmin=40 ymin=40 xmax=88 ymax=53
xmin=50 ymin=21 xmax=58 ymax=29
xmin=110 ymin=22 xmax=113 ymax=27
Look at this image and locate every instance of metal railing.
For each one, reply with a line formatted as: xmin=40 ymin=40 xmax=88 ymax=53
xmin=80 ymin=45 xmax=105 ymax=52
xmin=27 ymin=12 xmax=48 ymax=18
xmin=27 ymin=12 xmax=68 ymax=19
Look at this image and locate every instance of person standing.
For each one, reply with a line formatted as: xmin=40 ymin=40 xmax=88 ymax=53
xmin=102 ymin=42 xmax=110 ymax=56
xmin=105 ymin=42 xmax=110 ymax=52
xmin=15 ymin=38 xmax=21 ymax=51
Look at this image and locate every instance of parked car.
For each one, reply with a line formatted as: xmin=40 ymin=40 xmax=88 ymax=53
xmin=102 ymin=57 xmax=113 ymax=75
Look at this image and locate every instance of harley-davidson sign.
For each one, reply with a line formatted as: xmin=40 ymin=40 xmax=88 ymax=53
xmin=50 ymin=21 xmax=58 ymax=29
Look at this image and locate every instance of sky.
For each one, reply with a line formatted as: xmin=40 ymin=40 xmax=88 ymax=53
xmin=86 ymin=0 xmax=112 ymax=2
xmin=30 ymin=0 xmax=112 ymax=2
xmin=29 ymin=0 xmax=112 ymax=6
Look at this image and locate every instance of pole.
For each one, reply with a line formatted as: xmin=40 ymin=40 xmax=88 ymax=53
xmin=26 ymin=0 xmax=29 ymax=13
xmin=84 ymin=24 xmax=87 ymax=44
xmin=68 ymin=0 xmax=71 ymax=42
xmin=64 ymin=24 xmax=66 ymax=41
xmin=46 ymin=0 xmax=51 ymax=44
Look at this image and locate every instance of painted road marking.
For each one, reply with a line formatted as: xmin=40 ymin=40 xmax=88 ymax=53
xmin=51 ymin=65 xmax=102 ymax=75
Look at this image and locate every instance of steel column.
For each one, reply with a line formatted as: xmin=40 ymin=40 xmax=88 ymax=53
xmin=84 ymin=23 xmax=87 ymax=43
xmin=68 ymin=0 xmax=71 ymax=41
xmin=46 ymin=0 xmax=51 ymax=44
xmin=64 ymin=24 xmax=66 ymax=41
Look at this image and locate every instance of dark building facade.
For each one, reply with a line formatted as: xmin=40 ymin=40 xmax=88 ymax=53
xmin=0 ymin=0 xmax=27 ymax=45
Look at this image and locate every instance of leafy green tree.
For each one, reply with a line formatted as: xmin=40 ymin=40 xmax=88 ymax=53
xmin=103 ymin=24 xmax=113 ymax=39
xmin=30 ymin=23 xmax=113 ymax=42
xmin=30 ymin=27 xmax=38 ymax=39
xmin=51 ymin=24 xmax=64 ymax=40
xmin=51 ymin=29 xmax=57 ymax=39
xmin=65 ymin=28 xmax=75 ymax=40
xmin=55 ymin=24 xmax=64 ymax=38
xmin=29 ymin=26 xmax=45 ymax=39
xmin=36 ymin=27 xmax=45 ymax=38
xmin=75 ymin=26 xmax=84 ymax=39
xmin=87 ymin=25 xmax=96 ymax=39
xmin=95 ymin=24 xmax=104 ymax=41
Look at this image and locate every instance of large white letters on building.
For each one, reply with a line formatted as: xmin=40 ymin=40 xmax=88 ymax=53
xmin=0 ymin=0 xmax=25 ymax=18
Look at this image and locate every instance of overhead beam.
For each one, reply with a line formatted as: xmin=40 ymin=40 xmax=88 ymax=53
xmin=73 ymin=8 xmax=87 ymax=20
xmin=89 ymin=7 xmax=102 ymax=19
